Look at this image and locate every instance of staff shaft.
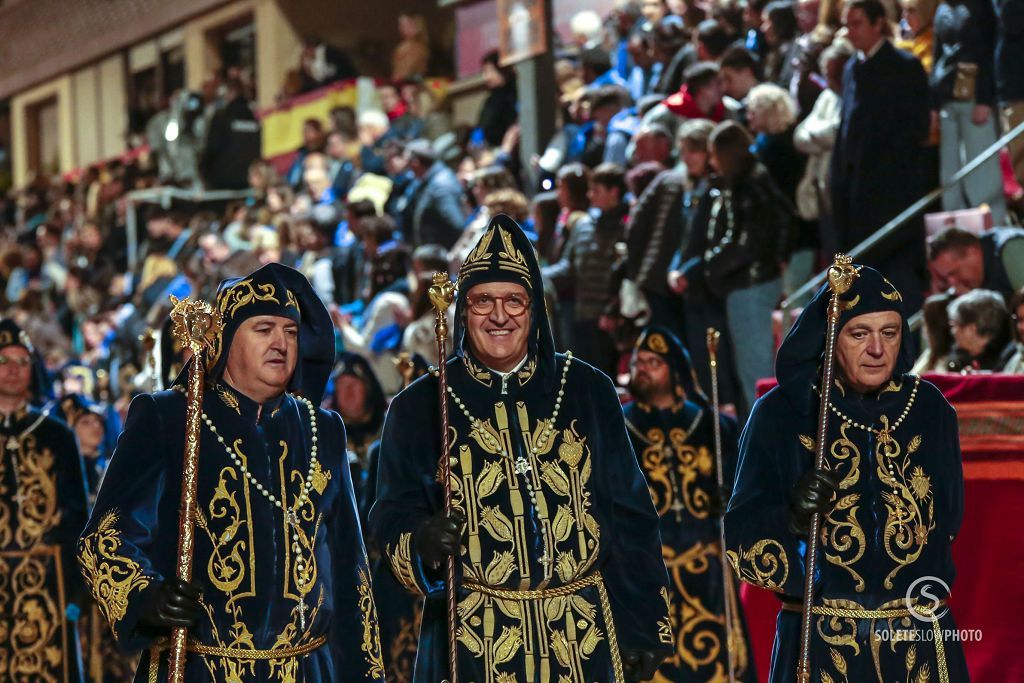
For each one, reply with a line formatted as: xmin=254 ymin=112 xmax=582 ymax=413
xmin=707 ymin=328 xmax=736 ymax=683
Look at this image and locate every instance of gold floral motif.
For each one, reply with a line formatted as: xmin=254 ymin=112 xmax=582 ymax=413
xmin=387 ymin=599 xmax=422 ymax=683
xmin=821 ymin=425 xmax=866 ymax=591
xmin=217 ymin=386 xmax=241 ymax=415
xmin=727 ymin=539 xmax=789 ymax=591
xmin=2 ymin=551 xmax=67 ymax=683
xmin=386 ymin=532 xmax=422 ymax=595
xmin=78 ymin=510 xmax=153 ymax=628
xmin=14 ymin=436 xmax=60 ymax=549
xmin=497 ymin=225 xmax=531 ymax=282
xmin=876 ymin=433 xmax=935 ymax=589
xmin=356 ymin=566 xmax=385 ymax=678
xmin=458 ymin=224 xmax=497 ymax=283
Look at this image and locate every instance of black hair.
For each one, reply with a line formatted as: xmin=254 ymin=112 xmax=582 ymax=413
xmin=765 ymin=1 xmax=799 ymax=42
xmin=684 ymin=61 xmax=721 ymax=92
xmin=556 ymin=163 xmax=591 ymax=211
xmin=846 ymin=0 xmax=888 ymax=24
xmin=591 ymin=163 xmax=628 ymax=199
xmin=696 ymin=19 xmax=732 ymax=58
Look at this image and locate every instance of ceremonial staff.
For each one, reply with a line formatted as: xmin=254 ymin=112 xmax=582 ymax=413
xmin=167 ymin=296 xmax=222 ymax=683
xmin=796 ymin=254 xmax=857 ymax=683
xmin=706 ymin=328 xmax=736 ymax=683
xmin=429 ymin=272 xmax=459 ymax=683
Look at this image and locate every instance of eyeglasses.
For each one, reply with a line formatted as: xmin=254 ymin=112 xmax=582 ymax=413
xmin=466 ymin=293 xmax=531 ymax=316
xmin=0 ymin=356 xmax=32 ymax=368
xmin=630 ymin=356 xmax=666 ymax=370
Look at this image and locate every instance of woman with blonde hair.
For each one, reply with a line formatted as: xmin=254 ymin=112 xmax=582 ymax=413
xmin=746 ymin=83 xmax=811 ymax=294
xmin=392 ymin=13 xmax=430 ymax=81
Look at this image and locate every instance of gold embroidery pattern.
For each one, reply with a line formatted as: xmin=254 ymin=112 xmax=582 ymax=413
xmin=357 ymin=566 xmax=385 ymax=678
xmin=436 ymin=370 xmax=620 ymax=682
xmin=217 ymin=387 xmax=241 ymax=415
xmin=219 ymin=279 xmax=280 ymax=319
xmin=813 ymin=597 xmax=945 ymax=683
xmin=3 ymin=551 xmax=67 ymax=683
xmin=497 ymin=225 xmax=531 ymax=282
xmin=387 ymin=599 xmax=423 ymax=683
xmin=13 ymin=436 xmax=61 ymax=549
xmin=639 ymin=427 xmax=714 ymax=520
xmin=78 ymin=511 xmax=152 ymax=627
xmin=0 ymin=445 xmax=11 ymax=547
xmin=285 ymin=289 xmax=300 ymax=312
xmin=458 ymin=225 xmax=497 ymax=283
xmin=821 ymin=425 xmax=866 ymax=592
xmin=727 ymin=539 xmax=789 ymax=592
xmin=661 ymin=542 xmax=749 ymax=679
xmin=877 ymin=433 xmax=935 ymax=589
xmin=386 ymin=532 xmax=422 ymax=595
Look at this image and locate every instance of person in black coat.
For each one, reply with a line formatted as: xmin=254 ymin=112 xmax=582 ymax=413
xmin=200 ymin=79 xmax=261 ymax=191
xmin=830 ymin=0 xmax=931 ymax=316
xmin=476 ymin=51 xmax=519 ymax=147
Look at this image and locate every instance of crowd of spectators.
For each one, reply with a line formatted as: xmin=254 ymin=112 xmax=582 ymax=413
xmin=1 ymin=0 xmax=1024 ymax=450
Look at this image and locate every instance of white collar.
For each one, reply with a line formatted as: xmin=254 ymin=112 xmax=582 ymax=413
xmin=858 ymin=38 xmax=886 ymax=62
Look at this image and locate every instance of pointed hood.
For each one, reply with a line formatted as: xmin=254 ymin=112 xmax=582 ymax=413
xmin=633 ymin=325 xmax=710 ymax=408
xmin=175 ymin=263 xmax=335 ymax=403
xmin=454 ymin=214 xmax=557 ymax=388
xmin=776 ymin=265 xmax=914 ymax=414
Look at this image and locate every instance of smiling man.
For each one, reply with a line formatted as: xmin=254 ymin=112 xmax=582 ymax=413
xmin=725 ymin=265 xmax=969 ymax=682
xmin=371 ymin=215 xmax=673 ymax=682
xmin=77 ymin=263 xmax=384 ymax=682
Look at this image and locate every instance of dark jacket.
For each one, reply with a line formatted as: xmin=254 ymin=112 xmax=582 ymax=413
xmin=830 ymin=41 xmax=930 ymax=267
xmin=411 ymin=161 xmax=466 ymax=248
xmin=931 ymin=0 xmax=998 ymax=106
xmin=627 ymin=168 xmax=687 ymax=296
xmin=476 ymin=82 xmax=519 ymax=147
xmin=995 ymin=0 xmax=1024 ymax=103
xmin=576 ymin=205 xmax=628 ymax=320
xmin=680 ymin=162 xmax=794 ymax=297
xmin=200 ymin=96 xmax=261 ymax=190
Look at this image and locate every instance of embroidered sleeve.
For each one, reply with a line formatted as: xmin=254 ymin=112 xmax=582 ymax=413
xmin=723 ymin=399 xmax=806 ymax=595
xmin=78 ymin=510 xmax=154 ymax=630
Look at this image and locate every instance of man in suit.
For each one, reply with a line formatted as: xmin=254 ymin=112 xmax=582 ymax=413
xmin=830 ymin=0 xmax=931 ymax=316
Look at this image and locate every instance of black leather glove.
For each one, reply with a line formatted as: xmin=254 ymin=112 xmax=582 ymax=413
xmin=788 ymin=469 xmax=840 ymax=535
xmin=621 ymin=649 xmax=662 ymax=682
xmin=139 ymin=578 xmax=203 ymax=631
xmin=707 ymin=485 xmax=731 ymax=518
xmin=414 ymin=510 xmax=466 ymax=566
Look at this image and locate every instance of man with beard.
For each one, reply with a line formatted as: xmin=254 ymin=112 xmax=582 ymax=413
xmin=78 ymin=263 xmax=384 ymax=682
xmin=725 ymin=265 xmax=969 ymax=681
xmin=623 ymin=326 xmax=755 ymax=682
xmin=0 ymin=319 xmax=89 ymax=682
xmin=371 ymin=214 xmax=673 ymax=682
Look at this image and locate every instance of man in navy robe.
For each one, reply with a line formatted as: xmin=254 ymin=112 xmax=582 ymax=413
xmin=370 ymin=214 xmax=673 ymax=682
xmin=0 ymin=319 xmax=89 ymax=683
xmin=725 ymin=265 xmax=969 ymax=681
xmin=77 ymin=263 xmax=384 ymax=682
xmin=623 ymin=326 xmax=755 ymax=682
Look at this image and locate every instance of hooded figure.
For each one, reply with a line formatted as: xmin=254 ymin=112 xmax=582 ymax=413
xmin=0 ymin=318 xmax=53 ymax=406
xmin=725 ymin=265 xmax=969 ymax=682
xmin=623 ymin=326 xmax=756 ymax=682
xmin=0 ymin=319 xmax=89 ymax=683
xmin=370 ymin=215 xmax=673 ymax=683
xmin=78 ymin=263 xmax=384 ymax=683
xmin=327 ymin=351 xmax=387 ymax=511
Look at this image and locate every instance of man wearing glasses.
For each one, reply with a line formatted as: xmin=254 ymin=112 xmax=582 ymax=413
xmin=371 ymin=214 xmax=673 ymax=682
xmin=623 ymin=326 xmax=756 ymax=682
xmin=0 ymin=319 xmax=89 ymax=682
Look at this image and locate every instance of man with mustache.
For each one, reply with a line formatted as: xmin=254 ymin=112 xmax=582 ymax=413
xmin=371 ymin=214 xmax=673 ymax=682
xmin=623 ymin=326 xmax=755 ymax=682
xmin=78 ymin=263 xmax=384 ymax=682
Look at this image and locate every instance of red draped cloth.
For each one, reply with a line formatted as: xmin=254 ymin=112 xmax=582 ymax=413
xmin=745 ymin=374 xmax=1024 ymax=683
